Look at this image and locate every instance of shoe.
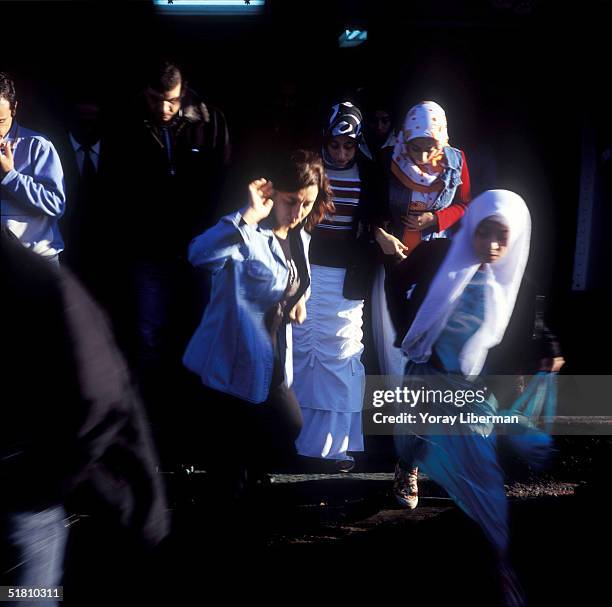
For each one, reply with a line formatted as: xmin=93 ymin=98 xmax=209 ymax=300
xmin=335 ymin=456 xmax=355 ymax=473
xmin=393 ymin=461 xmax=418 ymax=509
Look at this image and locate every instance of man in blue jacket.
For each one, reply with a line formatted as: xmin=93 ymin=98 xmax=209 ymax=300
xmin=0 ymin=72 xmax=66 ymax=264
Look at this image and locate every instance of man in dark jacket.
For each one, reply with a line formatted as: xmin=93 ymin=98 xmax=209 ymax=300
xmin=1 ymin=227 xmax=169 ymax=597
xmin=122 ymin=59 xmax=231 ymax=257
xmin=56 ymin=88 xmax=106 ymax=293
xmin=109 ymin=60 xmax=231 ymax=467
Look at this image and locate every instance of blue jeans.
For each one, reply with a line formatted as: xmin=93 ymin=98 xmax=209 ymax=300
xmin=1 ymin=505 xmax=68 ymax=607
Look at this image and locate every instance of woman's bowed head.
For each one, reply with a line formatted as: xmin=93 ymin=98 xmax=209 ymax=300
xmin=322 ymin=101 xmax=362 ymax=170
xmin=241 ymin=150 xmax=334 ymax=238
xmin=461 ymin=189 xmax=531 ymax=271
xmin=239 ymin=150 xmax=334 ymax=325
xmin=241 ymin=178 xmax=318 ymax=238
xmin=405 ymin=137 xmax=442 ymax=168
xmin=394 ymin=101 xmax=454 ymax=234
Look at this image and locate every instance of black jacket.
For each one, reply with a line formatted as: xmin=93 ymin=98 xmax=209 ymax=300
xmin=1 ymin=231 xmax=169 ymax=546
xmin=384 ymin=239 xmax=561 ymax=375
xmin=353 ymin=151 xmax=391 ymax=230
xmin=114 ymin=88 xmax=231 ymax=260
xmin=54 ymin=130 xmax=110 ymax=300
xmin=326 ymin=151 xmax=389 ymax=300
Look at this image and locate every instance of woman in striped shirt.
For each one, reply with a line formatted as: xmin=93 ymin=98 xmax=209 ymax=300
xmin=291 ymin=101 xmax=401 ymax=471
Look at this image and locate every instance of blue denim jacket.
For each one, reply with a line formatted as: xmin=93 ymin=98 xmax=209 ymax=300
xmin=389 ymin=145 xmax=464 ymax=241
xmin=183 ymin=211 xmax=311 ymax=404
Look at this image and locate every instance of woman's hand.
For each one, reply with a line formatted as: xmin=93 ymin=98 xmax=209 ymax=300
xmin=374 ymin=227 xmax=409 ymax=258
xmin=289 ymin=296 xmax=307 ymax=324
xmin=242 ymin=178 xmax=275 ymax=225
xmin=539 ymin=356 xmax=565 ymax=373
xmin=401 ymin=211 xmax=437 ymax=232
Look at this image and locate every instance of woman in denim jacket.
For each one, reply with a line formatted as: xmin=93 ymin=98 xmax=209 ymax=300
xmin=184 ymin=150 xmax=333 ymax=493
xmin=373 ymin=100 xmax=473 ymax=373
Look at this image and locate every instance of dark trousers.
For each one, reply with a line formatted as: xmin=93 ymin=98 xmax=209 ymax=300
xmin=194 ymin=376 xmax=303 ymax=480
xmin=125 ymin=259 xmax=211 ymax=467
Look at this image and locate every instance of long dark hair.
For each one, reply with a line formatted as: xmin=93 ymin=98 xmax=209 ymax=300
xmin=266 ymin=149 xmax=334 ymax=232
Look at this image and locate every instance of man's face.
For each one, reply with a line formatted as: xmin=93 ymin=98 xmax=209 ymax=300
xmin=70 ymin=102 xmax=101 ymax=145
xmin=144 ymin=82 xmax=182 ymax=123
xmin=0 ymin=97 xmax=14 ymax=139
xmin=367 ymin=110 xmax=392 ymax=142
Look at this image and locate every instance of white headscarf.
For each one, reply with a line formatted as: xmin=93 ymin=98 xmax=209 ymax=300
xmin=400 ymin=190 xmax=531 ymax=376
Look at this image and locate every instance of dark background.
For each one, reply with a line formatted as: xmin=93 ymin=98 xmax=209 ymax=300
xmin=3 ymin=7 xmax=610 ymax=603
xmin=3 ymin=0 xmax=611 ymax=372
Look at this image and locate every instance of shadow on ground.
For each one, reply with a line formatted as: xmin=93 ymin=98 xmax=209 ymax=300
xmin=62 ymin=458 xmax=610 ymax=606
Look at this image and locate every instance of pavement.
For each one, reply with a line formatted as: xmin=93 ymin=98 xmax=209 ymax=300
xmin=59 ymin=436 xmax=611 ymax=606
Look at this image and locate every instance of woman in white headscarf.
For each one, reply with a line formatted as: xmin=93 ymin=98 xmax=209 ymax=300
xmin=371 ymin=100 xmax=472 ymax=380
xmin=386 ymin=190 xmax=563 ymax=606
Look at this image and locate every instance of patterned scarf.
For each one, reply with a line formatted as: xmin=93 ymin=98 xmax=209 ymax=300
xmin=391 ymin=100 xmax=449 ymax=194
xmin=322 ymin=101 xmax=363 ymax=170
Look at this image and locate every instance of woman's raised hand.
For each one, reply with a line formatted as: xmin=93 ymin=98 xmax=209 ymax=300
xmin=242 ymin=178 xmax=275 ymax=225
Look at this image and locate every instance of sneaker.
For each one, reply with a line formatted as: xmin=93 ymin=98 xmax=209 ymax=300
xmin=393 ymin=461 xmax=418 ymax=509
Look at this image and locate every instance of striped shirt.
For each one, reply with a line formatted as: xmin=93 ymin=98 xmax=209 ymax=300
xmin=310 ymin=164 xmax=362 ymax=268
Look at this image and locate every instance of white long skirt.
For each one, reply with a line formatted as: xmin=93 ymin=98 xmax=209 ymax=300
xmin=292 ymin=265 xmax=365 ymax=460
xmin=370 ymin=265 xmax=408 ymax=383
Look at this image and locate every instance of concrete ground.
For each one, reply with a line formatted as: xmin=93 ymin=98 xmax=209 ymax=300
xmin=60 ymin=435 xmax=611 ymax=606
